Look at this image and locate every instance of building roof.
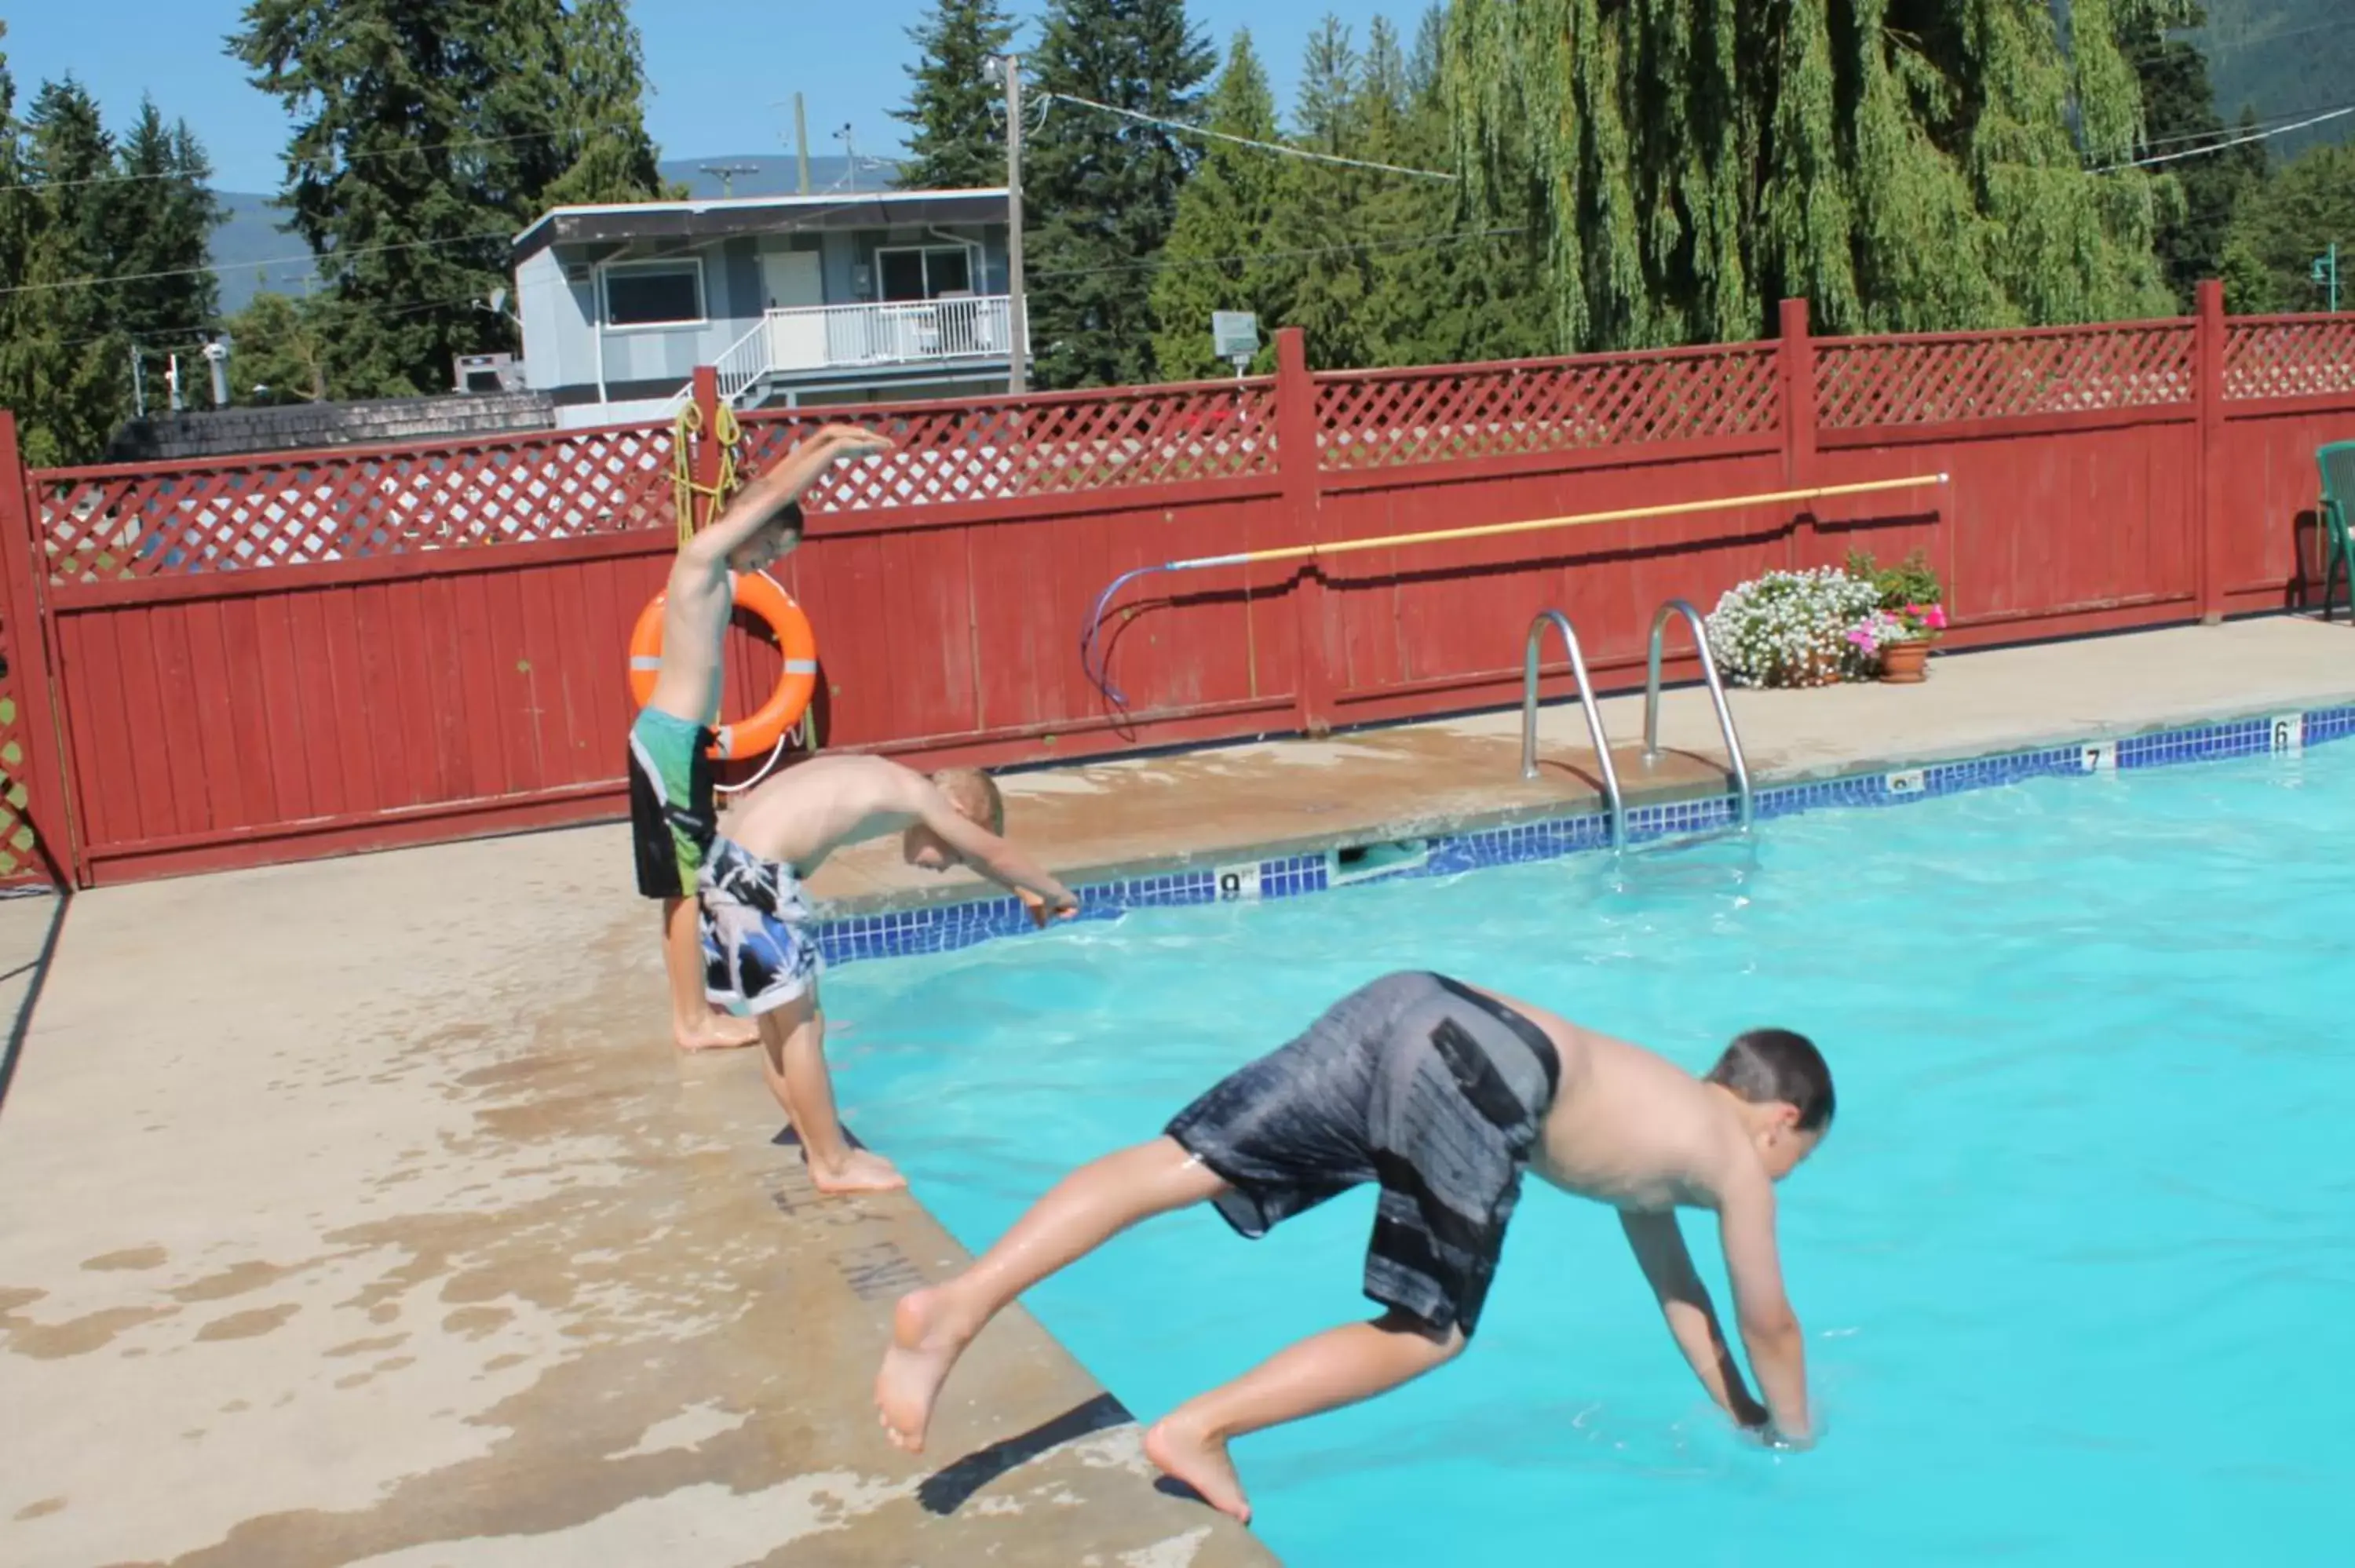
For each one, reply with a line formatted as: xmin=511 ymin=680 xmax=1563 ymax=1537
xmin=510 ymin=188 xmax=1010 ymax=264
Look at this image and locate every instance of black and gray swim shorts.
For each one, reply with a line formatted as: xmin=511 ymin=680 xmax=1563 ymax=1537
xmin=1163 ymin=970 xmax=1561 ymax=1340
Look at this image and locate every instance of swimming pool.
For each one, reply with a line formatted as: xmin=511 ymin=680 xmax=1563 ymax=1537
xmin=831 ymin=745 xmax=2353 ymax=1565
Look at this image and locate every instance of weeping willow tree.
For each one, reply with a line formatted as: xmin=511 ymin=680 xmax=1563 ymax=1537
xmin=1443 ymin=0 xmax=2189 ymax=348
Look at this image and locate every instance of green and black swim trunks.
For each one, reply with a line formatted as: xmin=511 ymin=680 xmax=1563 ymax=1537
xmin=628 ymin=707 xmax=717 ymax=899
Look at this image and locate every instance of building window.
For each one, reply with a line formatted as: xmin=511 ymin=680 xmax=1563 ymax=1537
xmin=876 ymin=245 xmax=976 ymax=303
xmin=603 ymin=261 xmax=705 ymax=327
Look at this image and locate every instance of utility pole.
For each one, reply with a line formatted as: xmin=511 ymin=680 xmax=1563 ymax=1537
xmin=2313 ymin=242 xmax=2341 ymax=313
xmin=794 ymin=93 xmax=811 ymax=194
xmin=999 ymin=53 xmax=1028 ymax=396
xmin=130 ymin=342 xmax=147 ymax=419
xmin=699 ymin=162 xmax=760 ymax=198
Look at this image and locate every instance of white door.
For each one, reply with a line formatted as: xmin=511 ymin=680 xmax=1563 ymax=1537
xmin=760 ymin=250 xmax=827 ymax=370
xmin=760 ymin=249 xmax=823 ymax=309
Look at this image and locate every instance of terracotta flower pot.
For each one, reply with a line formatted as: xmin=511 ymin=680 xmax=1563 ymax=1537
xmin=1880 ymin=639 xmax=1931 ymax=683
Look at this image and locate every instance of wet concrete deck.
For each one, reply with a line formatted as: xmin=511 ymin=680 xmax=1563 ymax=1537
xmin=0 ymin=844 xmax=1274 ymax=1566
xmin=4 ymin=615 xmax=2355 ymax=1566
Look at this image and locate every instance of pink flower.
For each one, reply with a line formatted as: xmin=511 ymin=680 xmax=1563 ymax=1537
xmin=1926 ymin=603 xmax=1947 ymax=629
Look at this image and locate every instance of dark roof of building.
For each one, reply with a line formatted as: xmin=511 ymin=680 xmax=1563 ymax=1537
xmin=509 ymin=188 xmax=1010 ymax=266
xmin=106 ymin=391 xmax=556 ymax=463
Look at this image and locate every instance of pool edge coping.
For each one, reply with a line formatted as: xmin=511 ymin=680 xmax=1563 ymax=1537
xmin=813 ymin=690 xmax=2355 ymax=969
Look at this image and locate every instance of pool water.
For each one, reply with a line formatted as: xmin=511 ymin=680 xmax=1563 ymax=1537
xmin=830 ymin=748 xmax=2355 ymax=1566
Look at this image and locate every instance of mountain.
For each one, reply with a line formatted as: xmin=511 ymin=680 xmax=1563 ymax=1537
xmin=208 ymin=152 xmax=909 ymax=315
xmin=2191 ymin=0 xmax=2355 ymax=162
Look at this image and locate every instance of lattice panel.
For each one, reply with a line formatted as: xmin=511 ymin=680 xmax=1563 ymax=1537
xmin=737 ymin=382 xmax=1279 ymax=511
xmin=35 ymin=425 xmax=677 ymax=585
xmin=2222 ymin=318 xmax=2355 ymax=401
xmin=1816 ymin=324 xmax=2195 ymax=428
xmin=0 ymin=609 xmax=41 ymax=884
xmin=1313 ymin=347 xmax=1780 ymax=472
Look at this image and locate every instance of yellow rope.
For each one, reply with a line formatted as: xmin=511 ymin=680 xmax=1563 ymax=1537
xmin=670 ymin=399 xmax=746 ymax=550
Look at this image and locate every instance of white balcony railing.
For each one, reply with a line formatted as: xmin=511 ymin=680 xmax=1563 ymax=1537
xmin=698 ymin=294 xmax=1025 ymax=408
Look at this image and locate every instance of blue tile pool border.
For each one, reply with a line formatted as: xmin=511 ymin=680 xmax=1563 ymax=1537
xmin=813 ymin=702 xmax=2355 ymax=969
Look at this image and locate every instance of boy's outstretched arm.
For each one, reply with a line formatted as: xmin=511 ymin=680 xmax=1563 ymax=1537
xmin=681 ymin=424 xmax=893 ymax=571
xmin=1619 ymin=1209 xmax=1770 ymax=1428
xmin=913 ymin=789 xmax=1078 ymax=920
xmin=1715 ymin=1172 xmax=1812 ymax=1446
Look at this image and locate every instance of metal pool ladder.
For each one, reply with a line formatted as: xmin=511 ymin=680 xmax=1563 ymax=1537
xmin=1519 ymin=600 xmax=1754 ymax=850
xmin=1641 ymin=599 xmax=1754 ymax=833
xmin=1521 ymin=610 xmax=1626 ymax=850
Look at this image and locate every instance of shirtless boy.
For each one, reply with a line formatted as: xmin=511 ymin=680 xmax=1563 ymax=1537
xmin=700 ymin=753 xmax=1080 ymax=1193
xmin=874 ymin=970 xmax=1831 ymax=1522
xmin=628 ymin=423 xmax=890 ymax=1052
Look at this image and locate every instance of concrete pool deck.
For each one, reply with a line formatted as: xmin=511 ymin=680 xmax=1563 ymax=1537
xmin=3 ymin=614 xmax=2354 ymax=1566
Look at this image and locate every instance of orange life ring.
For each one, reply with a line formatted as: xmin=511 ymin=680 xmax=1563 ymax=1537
xmin=628 ymin=572 xmax=818 ymax=760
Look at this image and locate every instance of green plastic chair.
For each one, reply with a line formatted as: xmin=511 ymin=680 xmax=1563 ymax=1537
xmin=2320 ymin=441 xmax=2355 ymax=624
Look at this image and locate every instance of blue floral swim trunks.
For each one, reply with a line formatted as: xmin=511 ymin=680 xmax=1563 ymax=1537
xmin=698 ymin=836 xmax=823 ymax=1016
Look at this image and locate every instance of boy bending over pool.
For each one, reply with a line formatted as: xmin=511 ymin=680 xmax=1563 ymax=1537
xmin=874 ymin=971 xmax=1830 ymax=1520
xmin=701 ymin=754 xmax=1079 ymax=1193
xmin=630 ymin=422 xmax=893 ymax=1052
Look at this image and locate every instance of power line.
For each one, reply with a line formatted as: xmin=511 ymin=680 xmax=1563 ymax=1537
xmin=1030 ymin=225 xmax=1524 ymax=280
xmin=0 ymin=187 xmax=887 ymax=302
xmin=2127 ymin=15 xmax=2355 ymax=71
xmin=2095 ymin=101 xmax=2355 ymax=173
xmin=0 ymin=227 xmax=518 ymax=300
xmin=1039 ymin=91 xmax=1458 ymax=182
xmin=2128 ymin=93 xmax=2355 ymax=155
xmin=0 ymin=119 xmax=647 ymax=197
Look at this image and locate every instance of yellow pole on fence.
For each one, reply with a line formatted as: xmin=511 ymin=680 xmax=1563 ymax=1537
xmin=1172 ymin=472 xmax=1952 ymax=571
xmin=1082 ymin=472 xmax=1953 ymax=706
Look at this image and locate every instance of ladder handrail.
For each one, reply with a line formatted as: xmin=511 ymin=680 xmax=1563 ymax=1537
xmin=1641 ymin=598 xmax=1754 ymax=830
xmin=1521 ymin=609 xmax=1626 ymax=851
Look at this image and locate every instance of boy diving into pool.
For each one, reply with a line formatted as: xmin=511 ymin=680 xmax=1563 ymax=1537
xmin=873 ymin=972 xmax=1831 ymax=1521
xmin=629 ymin=422 xmax=892 ymax=1052
xmin=700 ymin=754 xmax=1079 ymax=1192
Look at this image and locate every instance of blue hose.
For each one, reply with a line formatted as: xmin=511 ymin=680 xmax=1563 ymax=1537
xmin=1079 ymin=563 xmax=1178 ymax=710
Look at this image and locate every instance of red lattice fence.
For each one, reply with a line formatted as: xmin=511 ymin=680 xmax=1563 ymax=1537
xmin=0 ymin=609 xmax=40 ymax=884
xmin=734 ymin=379 xmax=1279 ymax=512
xmin=2222 ymin=315 xmax=2355 ymax=401
xmin=31 ymin=421 xmax=678 ymax=585
xmin=6 ymin=290 xmax=2354 ymax=887
xmin=1816 ymin=321 xmax=2196 ymax=428
xmin=1313 ymin=343 xmax=1780 ymax=471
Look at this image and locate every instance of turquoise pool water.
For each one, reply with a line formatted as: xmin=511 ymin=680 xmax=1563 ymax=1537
xmin=831 ymin=748 xmax=2354 ymax=1566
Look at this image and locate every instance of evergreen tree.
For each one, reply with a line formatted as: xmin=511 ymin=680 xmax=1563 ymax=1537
xmin=1393 ymin=4 xmax=1554 ymax=366
xmin=2218 ymin=140 xmax=2355 ymax=312
xmin=1445 ymin=0 xmax=2182 ymax=348
xmin=232 ymin=0 xmax=667 ymax=398
xmin=1268 ymin=17 xmax=1373 ymax=370
xmin=539 ymin=0 xmax=672 ymax=207
xmin=224 ymin=290 xmax=336 ymax=403
xmin=893 ymin=0 xmax=1018 ymax=191
xmin=8 ymin=78 xmax=130 ymax=463
xmin=1026 ymin=0 xmax=1215 ymax=388
xmin=2129 ymin=8 xmax=2266 ymax=312
xmin=111 ymin=99 xmax=225 ymax=359
xmin=1149 ymin=30 xmax=1287 ymax=379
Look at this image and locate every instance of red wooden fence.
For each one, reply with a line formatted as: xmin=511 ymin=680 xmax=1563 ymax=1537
xmin=2 ymin=281 xmax=2350 ymax=888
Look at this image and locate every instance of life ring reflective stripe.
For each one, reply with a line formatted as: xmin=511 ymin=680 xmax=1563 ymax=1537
xmin=626 ymin=572 xmax=819 ymax=760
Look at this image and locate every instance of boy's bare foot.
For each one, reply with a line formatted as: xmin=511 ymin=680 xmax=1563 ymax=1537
xmin=1145 ymin=1413 xmax=1251 ymax=1525
xmin=674 ymin=1015 xmax=760 ymax=1052
xmin=874 ymin=1286 xmax=970 ymax=1453
xmin=809 ymin=1148 xmax=906 ymax=1194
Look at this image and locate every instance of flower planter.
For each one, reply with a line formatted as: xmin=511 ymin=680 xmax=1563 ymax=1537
xmin=1879 ymin=639 xmax=1931 ymax=684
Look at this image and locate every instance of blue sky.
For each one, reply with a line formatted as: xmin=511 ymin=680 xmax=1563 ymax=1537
xmin=2 ymin=1 xmax=1425 ymax=196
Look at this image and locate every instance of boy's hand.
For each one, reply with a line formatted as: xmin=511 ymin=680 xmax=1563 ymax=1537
xmin=1018 ymin=888 xmax=1079 ymax=929
xmin=814 ymin=423 xmax=893 ymax=456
